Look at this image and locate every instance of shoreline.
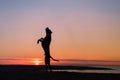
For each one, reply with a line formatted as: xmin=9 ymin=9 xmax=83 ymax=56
xmin=0 ymin=65 xmax=114 ymax=70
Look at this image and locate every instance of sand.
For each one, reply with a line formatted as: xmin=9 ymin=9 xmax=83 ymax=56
xmin=0 ymin=65 xmax=120 ymax=80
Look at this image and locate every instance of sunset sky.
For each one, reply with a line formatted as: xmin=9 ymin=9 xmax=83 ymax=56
xmin=0 ymin=0 xmax=120 ymax=65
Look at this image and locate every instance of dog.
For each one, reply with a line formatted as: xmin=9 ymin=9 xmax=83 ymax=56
xmin=37 ymin=27 xmax=59 ymax=72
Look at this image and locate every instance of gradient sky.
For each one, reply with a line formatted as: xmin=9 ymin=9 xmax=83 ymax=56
xmin=0 ymin=0 xmax=120 ymax=62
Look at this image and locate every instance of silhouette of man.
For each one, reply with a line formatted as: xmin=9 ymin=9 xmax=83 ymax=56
xmin=37 ymin=27 xmax=56 ymax=72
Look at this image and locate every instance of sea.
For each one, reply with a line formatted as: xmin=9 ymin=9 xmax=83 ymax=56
xmin=53 ymin=65 xmax=120 ymax=73
xmin=52 ymin=59 xmax=120 ymax=73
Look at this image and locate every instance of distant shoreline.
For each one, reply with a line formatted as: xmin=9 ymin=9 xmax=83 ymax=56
xmin=0 ymin=65 xmax=113 ymax=70
xmin=0 ymin=59 xmax=120 ymax=66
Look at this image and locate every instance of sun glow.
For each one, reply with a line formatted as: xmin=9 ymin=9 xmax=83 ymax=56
xmin=31 ymin=59 xmax=43 ymax=65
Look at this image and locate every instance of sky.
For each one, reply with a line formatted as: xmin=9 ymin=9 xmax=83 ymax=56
xmin=0 ymin=0 xmax=120 ymax=65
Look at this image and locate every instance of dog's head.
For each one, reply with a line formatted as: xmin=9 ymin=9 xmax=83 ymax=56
xmin=45 ymin=27 xmax=52 ymax=34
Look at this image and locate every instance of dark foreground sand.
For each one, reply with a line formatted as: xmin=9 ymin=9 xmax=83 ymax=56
xmin=0 ymin=65 xmax=120 ymax=80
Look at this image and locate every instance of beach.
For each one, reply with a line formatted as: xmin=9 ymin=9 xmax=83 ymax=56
xmin=0 ymin=65 xmax=120 ymax=80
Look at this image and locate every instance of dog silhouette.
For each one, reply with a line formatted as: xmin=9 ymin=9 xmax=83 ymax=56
xmin=37 ymin=27 xmax=58 ymax=72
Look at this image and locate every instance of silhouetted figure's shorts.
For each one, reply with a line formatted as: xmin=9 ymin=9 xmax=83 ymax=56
xmin=45 ymin=56 xmax=50 ymax=64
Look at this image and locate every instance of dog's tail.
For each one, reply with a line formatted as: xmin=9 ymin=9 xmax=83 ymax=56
xmin=50 ymin=56 xmax=59 ymax=61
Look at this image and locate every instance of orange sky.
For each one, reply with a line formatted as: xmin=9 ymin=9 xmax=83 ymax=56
xmin=0 ymin=0 xmax=120 ymax=65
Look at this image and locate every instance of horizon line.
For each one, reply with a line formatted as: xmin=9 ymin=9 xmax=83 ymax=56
xmin=0 ymin=58 xmax=120 ymax=62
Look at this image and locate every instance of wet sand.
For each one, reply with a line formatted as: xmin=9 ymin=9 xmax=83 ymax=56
xmin=0 ymin=65 xmax=120 ymax=80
